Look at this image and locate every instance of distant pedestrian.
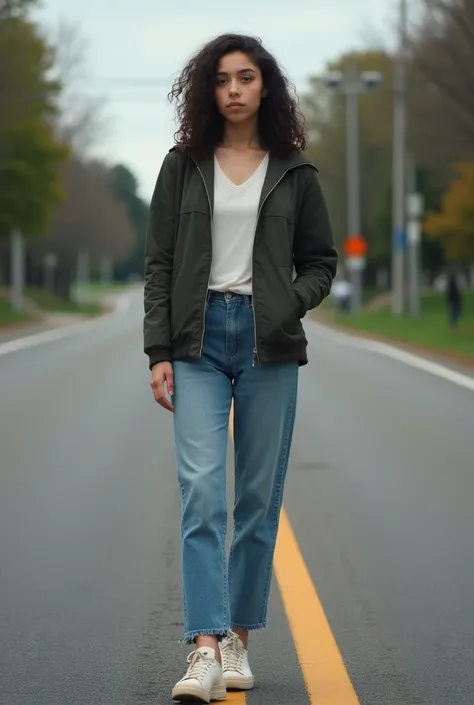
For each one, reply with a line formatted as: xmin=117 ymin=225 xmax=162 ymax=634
xmin=446 ymin=271 xmax=462 ymax=327
xmin=331 ymin=278 xmax=353 ymax=313
xmin=143 ymin=33 xmax=337 ymax=703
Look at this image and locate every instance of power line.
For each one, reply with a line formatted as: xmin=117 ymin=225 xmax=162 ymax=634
xmin=72 ymin=74 xmax=311 ymax=87
xmin=74 ymin=77 xmax=172 ymax=86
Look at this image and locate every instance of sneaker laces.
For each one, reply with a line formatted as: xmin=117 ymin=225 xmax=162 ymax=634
xmin=183 ymin=650 xmax=213 ymax=682
xmin=221 ymin=633 xmax=245 ymax=672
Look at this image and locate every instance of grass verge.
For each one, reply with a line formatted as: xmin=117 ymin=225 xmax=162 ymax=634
xmin=0 ymin=298 xmax=34 ymax=327
xmin=314 ymin=292 xmax=474 ymax=363
xmin=25 ymin=287 xmax=102 ymax=316
xmin=0 ymin=286 xmax=103 ymax=329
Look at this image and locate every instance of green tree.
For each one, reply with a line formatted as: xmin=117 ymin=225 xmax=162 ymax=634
xmin=0 ymin=120 xmax=68 ymax=238
xmin=111 ymin=164 xmax=148 ymax=280
xmin=0 ymin=1 xmax=68 ymax=240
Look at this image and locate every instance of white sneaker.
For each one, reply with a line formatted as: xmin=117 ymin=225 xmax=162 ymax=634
xmin=220 ymin=632 xmax=255 ymax=690
xmin=172 ymin=646 xmax=227 ymax=703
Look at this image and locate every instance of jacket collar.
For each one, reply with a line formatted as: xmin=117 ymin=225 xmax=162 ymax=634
xmin=179 ymin=148 xmax=317 ymax=215
xmin=257 ymin=152 xmax=317 ymax=212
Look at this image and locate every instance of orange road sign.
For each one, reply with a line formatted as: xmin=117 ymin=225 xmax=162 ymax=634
xmin=344 ymin=235 xmax=368 ymax=258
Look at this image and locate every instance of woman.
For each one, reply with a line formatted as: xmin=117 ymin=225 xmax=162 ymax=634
xmin=144 ymin=33 xmax=337 ymax=703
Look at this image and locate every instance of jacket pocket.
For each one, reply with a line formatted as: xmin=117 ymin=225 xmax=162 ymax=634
xmin=273 ymin=266 xmax=305 ymax=343
xmin=279 ymin=266 xmax=300 ymax=317
xmin=254 ymin=265 xmax=306 ymax=351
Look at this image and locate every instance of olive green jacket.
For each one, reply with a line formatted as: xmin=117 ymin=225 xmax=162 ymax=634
xmin=144 ymin=147 xmax=338 ymax=368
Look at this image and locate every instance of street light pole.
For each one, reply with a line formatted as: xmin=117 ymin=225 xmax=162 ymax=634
xmin=391 ymin=0 xmax=408 ymax=314
xmin=323 ymin=66 xmax=382 ymax=313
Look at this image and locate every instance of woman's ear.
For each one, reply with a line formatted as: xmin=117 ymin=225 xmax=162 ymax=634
xmin=262 ymin=88 xmax=268 ymax=98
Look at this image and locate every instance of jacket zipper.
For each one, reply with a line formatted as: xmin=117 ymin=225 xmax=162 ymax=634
xmin=192 ymin=159 xmax=213 ymax=357
xmin=192 ymin=159 xmax=313 ymax=363
xmin=251 ymin=162 xmax=313 ymax=366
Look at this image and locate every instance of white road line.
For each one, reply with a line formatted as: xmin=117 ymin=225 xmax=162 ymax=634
xmin=0 ymin=293 xmax=132 ymax=358
xmin=5 ymin=297 xmax=471 ymax=393
xmin=313 ymin=322 xmax=474 ymax=392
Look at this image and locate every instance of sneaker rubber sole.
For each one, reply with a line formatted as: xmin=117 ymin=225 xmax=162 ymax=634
xmin=223 ymin=674 xmax=255 ymax=691
xmin=172 ymin=682 xmax=227 ymax=703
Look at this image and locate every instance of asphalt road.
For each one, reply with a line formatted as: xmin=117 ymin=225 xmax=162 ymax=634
xmin=1 ymin=290 xmax=473 ymax=705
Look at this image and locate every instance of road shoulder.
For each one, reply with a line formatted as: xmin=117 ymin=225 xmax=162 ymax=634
xmin=310 ymin=312 xmax=474 ymax=379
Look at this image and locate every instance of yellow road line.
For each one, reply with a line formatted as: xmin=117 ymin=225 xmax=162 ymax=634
xmin=274 ymin=510 xmax=360 ymax=704
xmin=229 ymin=405 xmax=360 ymax=703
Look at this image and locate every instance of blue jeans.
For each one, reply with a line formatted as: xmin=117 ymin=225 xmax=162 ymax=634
xmin=173 ymin=291 xmax=299 ymax=644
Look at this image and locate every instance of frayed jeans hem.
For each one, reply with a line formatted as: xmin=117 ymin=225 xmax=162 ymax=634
xmin=183 ymin=628 xmax=230 ymax=646
xmin=231 ymin=621 xmax=267 ymax=631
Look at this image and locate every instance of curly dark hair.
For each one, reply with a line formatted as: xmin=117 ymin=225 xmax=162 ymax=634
xmin=168 ymin=33 xmax=307 ymax=157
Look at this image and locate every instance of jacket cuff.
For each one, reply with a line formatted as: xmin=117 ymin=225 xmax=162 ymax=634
xmin=146 ymin=346 xmax=172 ymax=369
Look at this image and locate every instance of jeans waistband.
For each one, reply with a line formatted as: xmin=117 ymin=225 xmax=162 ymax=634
xmin=207 ymin=290 xmax=252 ymax=307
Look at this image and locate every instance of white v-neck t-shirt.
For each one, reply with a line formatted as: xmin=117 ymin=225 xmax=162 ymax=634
xmin=208 ymin=152 xmax=269 ymax=296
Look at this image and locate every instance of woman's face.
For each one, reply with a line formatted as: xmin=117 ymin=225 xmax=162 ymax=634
xmin=215 ymin=51 xmax=264 ymax=124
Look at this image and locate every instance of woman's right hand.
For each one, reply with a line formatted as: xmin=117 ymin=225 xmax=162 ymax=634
xmin=150 ymin=361 xmax=174 ymax=412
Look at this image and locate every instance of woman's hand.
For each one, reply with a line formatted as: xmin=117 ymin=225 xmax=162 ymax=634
xmin=150 ymin=362 xmax=174 ymax=412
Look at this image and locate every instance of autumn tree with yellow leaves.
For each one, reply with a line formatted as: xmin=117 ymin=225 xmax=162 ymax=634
xmin=424 ymin=162 xmax=474 ymax=263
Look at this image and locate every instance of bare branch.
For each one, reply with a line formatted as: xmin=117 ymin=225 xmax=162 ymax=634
xmin=412 ymin=49 xmax=474 ymax=136
xmin=47 ymin=18 xmax=106 ymax=155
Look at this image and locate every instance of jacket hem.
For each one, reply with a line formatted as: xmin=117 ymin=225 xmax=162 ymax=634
xmin=258 ymin=346 xmax=308 ymax=366
xmin=170 ymin=339 xmax=308 ymax=367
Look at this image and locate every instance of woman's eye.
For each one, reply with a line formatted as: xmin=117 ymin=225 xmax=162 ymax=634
xmin=241 ymin=76 xmax=252 ymax=83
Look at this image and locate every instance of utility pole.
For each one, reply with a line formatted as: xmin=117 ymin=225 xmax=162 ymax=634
xmin=10 ymin=229 xmax=24 ymax=312
xmin=391 ymin=0 xmax=408 ymax=314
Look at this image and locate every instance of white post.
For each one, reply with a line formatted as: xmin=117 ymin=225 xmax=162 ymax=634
xmin=407 ymin=192 xmax=424 ymax=318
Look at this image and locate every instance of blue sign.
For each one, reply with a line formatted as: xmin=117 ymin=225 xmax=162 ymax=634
xmin=393 ymin=227 xmax=406 ymax=251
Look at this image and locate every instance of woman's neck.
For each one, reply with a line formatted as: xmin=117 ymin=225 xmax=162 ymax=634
xmin=221 ymin=119 xmax=261 ymax=151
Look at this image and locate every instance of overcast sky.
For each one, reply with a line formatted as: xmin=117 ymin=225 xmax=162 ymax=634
xmin=37 ymin=0 xmax=396 ymax=201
